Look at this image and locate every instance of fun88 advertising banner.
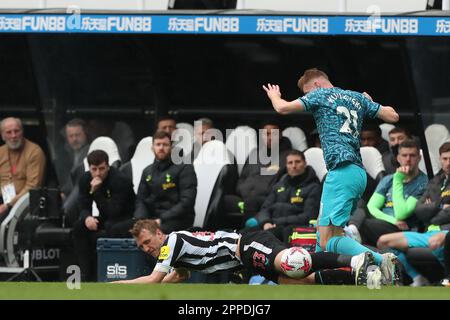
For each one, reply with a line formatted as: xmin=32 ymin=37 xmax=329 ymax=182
xmin=0 ymin=14 xmax=448 ymax=36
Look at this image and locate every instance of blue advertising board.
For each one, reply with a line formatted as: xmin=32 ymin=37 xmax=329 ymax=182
xmin=0 ymin=14 xmax=448 ymax=36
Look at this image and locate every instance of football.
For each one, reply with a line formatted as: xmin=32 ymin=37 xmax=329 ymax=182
xmin=280 ymin=247 xmax=312 ymax=279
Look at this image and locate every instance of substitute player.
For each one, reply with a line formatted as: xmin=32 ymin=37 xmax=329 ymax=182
xmin=263 ymin=68 xmax=400 ymax=284
xmin=114 ymin=219 xmax=379 ymax=285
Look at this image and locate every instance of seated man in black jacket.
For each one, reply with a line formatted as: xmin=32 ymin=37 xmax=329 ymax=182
xmin=254 ymin=149 xmax=321 ymax=243
xmin=134 ymin=130 xmax=197 ymax=233
xmin=72 ymin=150 xmax=135 ymax=281
xmin=224 ymin=121 xmax=292 ymax=228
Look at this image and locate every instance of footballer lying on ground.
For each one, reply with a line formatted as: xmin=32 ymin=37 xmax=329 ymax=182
xmin=114 ymin=219 xmax=381 ymax=286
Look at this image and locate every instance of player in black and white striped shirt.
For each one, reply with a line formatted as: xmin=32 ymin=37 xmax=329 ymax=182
xmin=114 ymin=219 xmax=380 ymax=285
xmin=153 ymin=229 xmax=242 ymax=275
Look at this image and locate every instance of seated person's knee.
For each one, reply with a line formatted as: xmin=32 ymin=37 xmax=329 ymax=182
xmin=376 ymin=235 xmax=389 ymax=249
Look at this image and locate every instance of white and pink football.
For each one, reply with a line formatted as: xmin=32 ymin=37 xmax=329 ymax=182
xmin=280 ymin=247 xmax=312 ymax=279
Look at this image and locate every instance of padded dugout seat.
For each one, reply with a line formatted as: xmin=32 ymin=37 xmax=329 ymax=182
xmin=120 ymin=137 xmax=154 ymax=194
xmin=379 ymin=123 xmax=395 ymax=143
xmin=425 ymin=124 xmax=450 ymax=175
xmin=225 ymin=126 xmax=258 ymax=176
xmin=418 ymin=149 xmax=438 ymax=176
xmin=304 ymin=147 xmax=327 ymax=183
xmin=282 ymin=127 xmax=308 ymax=152
xmin=360 ymin=146 xmax=387 ymax=204
xmin=193 ymin=140 xmax=238 ymax=230
xmin=360 ymin=146 xmax=386 ymax=182
xmin=82 ymin=136 xmax=122 ymax=171
xmin=173 ymin=122 xmax=194 ymax=157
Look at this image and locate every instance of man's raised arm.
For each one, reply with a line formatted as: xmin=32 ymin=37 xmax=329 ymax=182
xmin=263 ymin=83 xmax=304 ymax=115
xmin=377 ymin=106 xmax=400 ymax=123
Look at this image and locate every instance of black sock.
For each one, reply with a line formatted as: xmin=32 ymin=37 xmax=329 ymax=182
xmin=314 ymin=269 xmax=354 ymax=285
xmin=310 ymin=252 xmax=352 ymax=271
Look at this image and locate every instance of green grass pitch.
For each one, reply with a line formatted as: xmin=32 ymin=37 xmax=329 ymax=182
xmin=0 ymin=282 xmax=448 ymax=300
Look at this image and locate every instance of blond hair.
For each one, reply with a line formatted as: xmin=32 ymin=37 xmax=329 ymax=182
xmin=129 ymin=219 xmax=160 ymax=237
xmin=297 ymin=68 xmax=329 ymax=93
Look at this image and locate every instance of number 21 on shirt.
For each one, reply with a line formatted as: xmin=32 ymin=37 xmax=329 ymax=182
xmin=337 ymin=106 xmax=359 ymax=137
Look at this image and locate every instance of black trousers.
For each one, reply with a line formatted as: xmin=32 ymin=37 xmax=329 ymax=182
xmin=239 ymin=224 xmax=301 ymax=245
xmin=348 ymin=206 xmax=369 ymax=229
xmin=72 ymin=218 xmax=132 ymax=281
xmin=360 ymin=218 xmax=401 ymax=247
xmin=445 ymin=231 xmax=450 ymax=277
xmin=223 ymin=194 xmax=266 ymax=228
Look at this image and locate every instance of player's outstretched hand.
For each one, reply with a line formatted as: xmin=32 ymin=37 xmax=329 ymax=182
xmin=263 ymin=83 xmax=281 ymax=100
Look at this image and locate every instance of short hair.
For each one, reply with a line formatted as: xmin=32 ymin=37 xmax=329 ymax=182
xmin=153 ymin=130 xmax=172 ymax=144
xmin=286 ymin=149 xmax=305 ymax=161
xmin=361 ymin=123 xmax=382 ymax=137
xmin=87 ymin=150 xmax=109 ymax=166
xmin=196 ymin=117 xmax=214 ymax=127
xmin=297 ymin=68 xmax=329 ymax=92
xmin=0 ymin=117 xmax=22 ymax=132
xmin=130 ymin=219 xmax=160 ymax=238
xmin=389 ymin=127 xmax=410 ymax=137
xmin=398 ymin=139 xmax=420 ymax=153
xmin=157 ymin=116 xmax=176 ymax=125
xmin=66 ymin=118 xmax=87 ymax=130
xmin=260 ymin=120 xmax=281 ymax=129
xmin=439 ymin=142 xmax=450 ymax=155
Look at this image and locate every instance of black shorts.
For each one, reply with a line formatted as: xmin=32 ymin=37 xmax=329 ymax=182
xmin=239 ymin=230 xmax=287 ymax=283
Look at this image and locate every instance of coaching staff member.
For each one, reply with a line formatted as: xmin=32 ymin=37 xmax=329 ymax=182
xmin=134 ymin=130 xmax=197 ymax=233
xmin=72 ymin=149 xmax=135 ymax=281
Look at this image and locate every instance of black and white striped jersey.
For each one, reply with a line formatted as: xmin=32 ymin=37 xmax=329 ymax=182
xmin=153 ymin=230 xmax=243 ymax=274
